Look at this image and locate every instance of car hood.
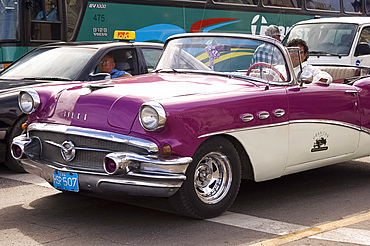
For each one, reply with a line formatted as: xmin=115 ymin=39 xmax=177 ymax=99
xmin=0 ymin=78 xmax=47 ymax=92
xmin=44 ymin=73 xmax=262 ymax=134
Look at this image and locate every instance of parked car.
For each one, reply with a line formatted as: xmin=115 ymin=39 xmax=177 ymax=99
xmin=283 ymin=17 xmax=370 ymax=83
xmin=283 ymin=17 xmax=370 ymax=67
xmin=11 ymin=32 xmax=370 ymax=219
xmin=0 ymin=36 xmax=163 ymax=172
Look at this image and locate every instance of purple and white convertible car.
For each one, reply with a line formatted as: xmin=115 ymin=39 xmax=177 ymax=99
xmin=11 ymin=33 xmax=370 ymax=219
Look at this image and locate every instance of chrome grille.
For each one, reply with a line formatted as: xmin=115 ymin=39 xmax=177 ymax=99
xmin=30 ymin=131 xmax=149 ymax=171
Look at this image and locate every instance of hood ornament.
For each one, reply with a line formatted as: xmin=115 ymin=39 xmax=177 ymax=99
xmin=79 ymin=82 xmax=114 ymax=95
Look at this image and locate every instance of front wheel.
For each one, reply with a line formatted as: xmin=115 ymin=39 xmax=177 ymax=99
xmin=169 ymin=137 xmax=241 ymax=219
xmin=5 ymin=117 xmax=26 ymax=173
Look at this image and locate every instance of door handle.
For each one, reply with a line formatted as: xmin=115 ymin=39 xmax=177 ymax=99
xmin=345 ymin=90 xmax=358 ymax=96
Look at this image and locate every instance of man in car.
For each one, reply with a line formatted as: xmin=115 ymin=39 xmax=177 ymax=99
xmin=287 ymin=38 xmax=332 ymax=84
xmin=98 ymin=54 xmax=132 ymax=78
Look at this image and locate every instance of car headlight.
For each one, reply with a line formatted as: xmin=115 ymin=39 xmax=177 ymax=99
xmin=139 ymin=101 xmax=166 ymax=131
xmin=18 ymin=90 xmax=40 ymax=114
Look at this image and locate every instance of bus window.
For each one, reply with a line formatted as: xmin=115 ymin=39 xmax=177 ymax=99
xmin=306 ymin=0 xmax=340 ymax=11
xmin=66 ymin=0 xmax=81 ymax=40
xmin=30 ymin=0 xmax=61 ymax=41
xmin=0 ymin=0 xmax=18 ymax=41
xmin=263 ymin=0 xmax=301 ymax=8
xmin=32 ymin=0 xmax=59 ymax=21
xmin=213 ymin=0 xmax=256 ymax=4
xmin=343 ymin=0 xmax=362 ymax=13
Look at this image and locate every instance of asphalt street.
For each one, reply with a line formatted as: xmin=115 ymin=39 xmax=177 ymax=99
xmin=0 ymin=157 xmax=369 ymax=246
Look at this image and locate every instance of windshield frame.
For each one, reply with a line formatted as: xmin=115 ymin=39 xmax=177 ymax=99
xmin=156 ymin=33 xmax=295 ymax=86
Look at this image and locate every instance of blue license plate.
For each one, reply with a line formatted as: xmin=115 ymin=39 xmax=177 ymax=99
xmin=53 ymin=170 xmax=79 ymax=192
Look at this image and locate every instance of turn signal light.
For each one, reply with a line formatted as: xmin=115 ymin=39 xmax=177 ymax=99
xmin=22 ymin=123 xmax=28 ymax=130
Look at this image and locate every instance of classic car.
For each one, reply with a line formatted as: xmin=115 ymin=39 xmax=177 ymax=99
xmin=0 ymin=36 xmax=163 ymax=172
xmin=11 ymin=32 xmax=370 ymax=219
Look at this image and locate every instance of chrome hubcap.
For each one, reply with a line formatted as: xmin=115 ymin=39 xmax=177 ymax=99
xmin=194 ymin=152 xmax=232 ymax=204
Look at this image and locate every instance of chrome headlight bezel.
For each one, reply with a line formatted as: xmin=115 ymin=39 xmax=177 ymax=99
xmin=139 ymin=101 xmax=166 ymax=131
xmin=18 ymin=90 xmax=40 ymax=114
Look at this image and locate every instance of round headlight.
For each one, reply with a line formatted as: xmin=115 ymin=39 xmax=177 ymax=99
xmin=18 ymin=90 xmax=40 ymax=114
xmin=139 ymin=101 xmax=166 ymax=131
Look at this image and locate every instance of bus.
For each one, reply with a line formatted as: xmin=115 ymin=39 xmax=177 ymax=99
xmin=1 ymin=0 xmax=369 ymax=70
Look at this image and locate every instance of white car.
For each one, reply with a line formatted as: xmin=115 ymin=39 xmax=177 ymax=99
xmin=284 ymin=17 xmax=370 ymax=67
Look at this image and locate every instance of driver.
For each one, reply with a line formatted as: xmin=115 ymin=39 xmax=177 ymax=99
xmin=98 ymin=54 xmax=132 ymax=78
xmin=287 ymin=39 xmax=332 ymax=84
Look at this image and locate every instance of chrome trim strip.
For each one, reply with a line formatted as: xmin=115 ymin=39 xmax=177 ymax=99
xmin=198 ymin=122 xmax=289 ymax=138
xmin=28 ymin=123 xmax=158 ymax=153
xmin=345 ymin=90 xmax=358 ymax=95
xmin=361 ymin=126 xmax=370 ymax=134
xmin=45 ymin=140 xmax=111 ymax=152
xmin=289 ymin=119 xmax=362 ymax=131
xmin=198 ymin=119 xmax=363 ymax=139
xmin=97 ymin=178 xmax=184 ymax=188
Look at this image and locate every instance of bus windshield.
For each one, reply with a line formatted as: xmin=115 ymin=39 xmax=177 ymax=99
xmin=286 ymin=23 xmax=358 ymax=56
xmin=0 ymin=47 xmax=97 ymax=80
xmin=0 ymin=0 xmax=18 ymax=41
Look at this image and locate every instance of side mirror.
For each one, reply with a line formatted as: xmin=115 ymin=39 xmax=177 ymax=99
xmin=88 ymin=73 xmax=111 ymax=81
xmin=299 ymin=71 xmax=313 ymax=84
xmin=355 ymin=43 xmax=370 ymax=56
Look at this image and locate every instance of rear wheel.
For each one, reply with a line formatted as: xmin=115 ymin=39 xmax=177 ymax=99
xmin=169 ymin=137 xmax=241 ymax=219
xmin=5 ymin=117 xmax=26 ymax=173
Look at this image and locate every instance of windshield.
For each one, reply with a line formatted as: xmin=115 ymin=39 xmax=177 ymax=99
xmin=156 ymin=36 xmax=290 ymax=83
xmin=285 ymin=23 xmax=357 ymax=56
xmin=0 ymin=0 xmax=18 ymax=41
xmin=0 ymin=47 xmax=97 ymax=80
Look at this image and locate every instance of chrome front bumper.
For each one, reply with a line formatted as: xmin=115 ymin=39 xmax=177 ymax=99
xmin=12 ymin=134 xmax=192 ymax=197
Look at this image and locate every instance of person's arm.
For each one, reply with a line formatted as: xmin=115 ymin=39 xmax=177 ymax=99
xmin=308 ymin=65 xmax=333 ymax=84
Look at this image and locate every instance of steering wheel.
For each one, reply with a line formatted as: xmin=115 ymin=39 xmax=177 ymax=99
xmin=246 ymin=62 xmax=286 ymax=81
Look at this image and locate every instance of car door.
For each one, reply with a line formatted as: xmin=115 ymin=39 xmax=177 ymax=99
xmin=286 ymin=82 xmax=360 ymax=169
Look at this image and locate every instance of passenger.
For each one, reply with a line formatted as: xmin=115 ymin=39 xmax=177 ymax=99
xmin=252 ymin=25 xmax=284 ymax=65
xmin=36 ymin=0 xmax=58 ymax=21
xmin=98 ymin=54 xmax=132 ymax=78
xmin=286 ymin=38 xmax=332 ymax=84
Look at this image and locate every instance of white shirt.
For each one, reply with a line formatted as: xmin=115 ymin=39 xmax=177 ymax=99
xmin=294 ymin=62 xmax=333 ymax=84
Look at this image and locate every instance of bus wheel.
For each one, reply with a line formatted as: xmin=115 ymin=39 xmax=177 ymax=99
xmin=5 ymin=117 xmax=26 ymax=173
xmin=169 ymin=137 xmax=241 ymax=219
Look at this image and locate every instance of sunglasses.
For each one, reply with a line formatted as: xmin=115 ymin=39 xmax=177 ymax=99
xmin=288 ymin=50 xmax=305 ymax=54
